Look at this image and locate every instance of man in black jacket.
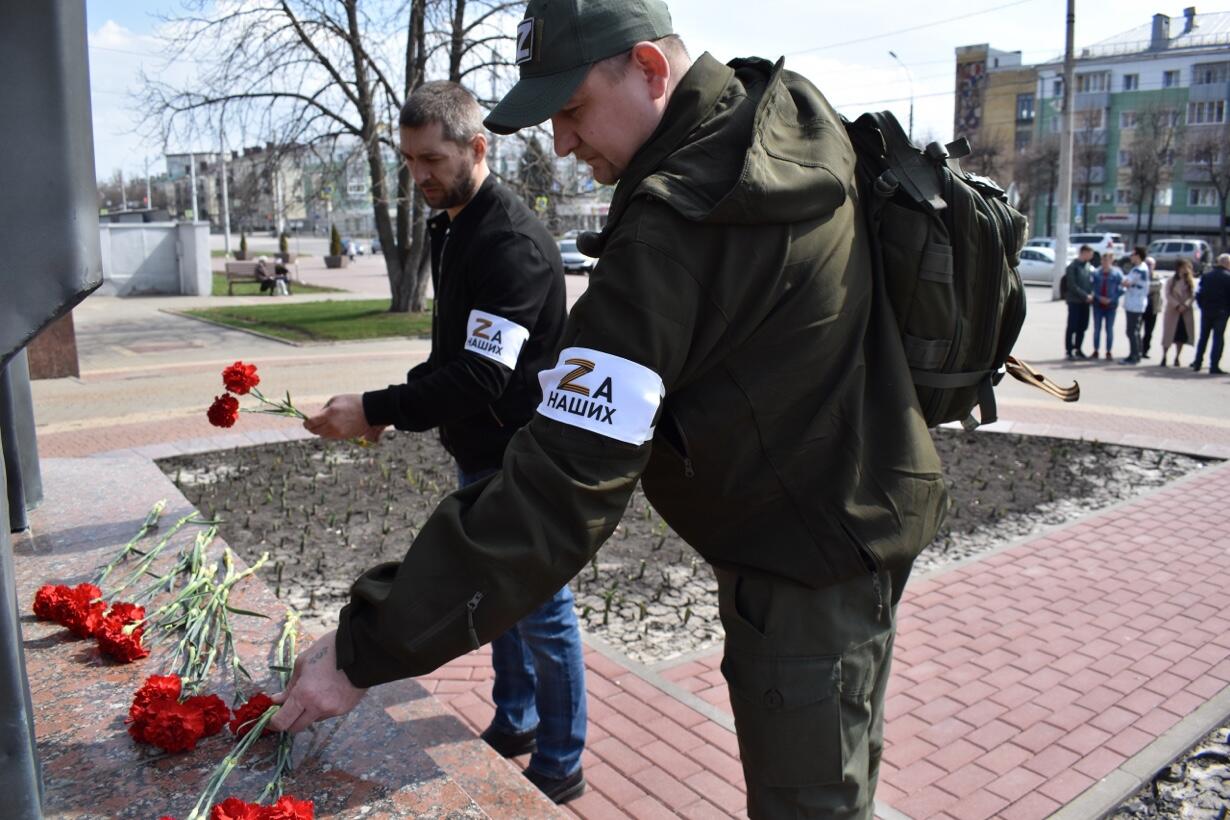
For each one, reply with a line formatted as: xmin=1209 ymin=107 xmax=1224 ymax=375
xmin=1192 ymin=253 xmax=1230 ymax=375
xmin=302 ymin=81 xmax=587 ymax=803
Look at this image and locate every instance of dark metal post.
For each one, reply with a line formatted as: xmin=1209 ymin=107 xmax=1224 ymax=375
xmin=0 ymin=1 xmax=105 ymax=815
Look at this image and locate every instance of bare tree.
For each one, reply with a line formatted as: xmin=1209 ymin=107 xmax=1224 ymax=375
xmin=97 ymin=170 xmax=165 ymax=211
xmin=965 ymin=128 xmax=1004 ymax=179
xmin=1188 ymin=123 xmax=1230 ymax=253
xmin=1018 ymin=135 xmax=1059 ymax=237
xmin=141 ymin=0 xmax=520 ymax=312
xmin=1126 ymin=105 xmax=1184 ymax=245
xmin=1072 ymin=113 xmax=1106 ymax=231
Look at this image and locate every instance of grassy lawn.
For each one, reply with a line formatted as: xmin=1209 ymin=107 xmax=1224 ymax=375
xmin=185 ymin=299 xmax=432 ymax=342
xmin=210 ymin=273 xmax=341 ymax=297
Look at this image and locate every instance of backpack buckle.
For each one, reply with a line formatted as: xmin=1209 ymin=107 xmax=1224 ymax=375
xmin=874 ymin=170 xmax=900 ymax=198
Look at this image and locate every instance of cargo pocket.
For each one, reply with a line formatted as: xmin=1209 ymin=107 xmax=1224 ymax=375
xmin=720 ymin=651 xmax=844 ymax=788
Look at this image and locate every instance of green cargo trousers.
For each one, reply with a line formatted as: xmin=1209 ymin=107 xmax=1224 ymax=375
xmin=715 ymin=565 xmax=900 ymax=819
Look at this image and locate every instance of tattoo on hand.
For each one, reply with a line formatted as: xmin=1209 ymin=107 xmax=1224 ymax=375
xmin=306 ymin=646 xmax=329 ymax=665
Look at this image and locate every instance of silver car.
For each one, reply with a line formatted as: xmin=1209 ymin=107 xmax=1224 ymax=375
xmin=1146 ymin=238 xmax=1214 ymax=274
xmin=558 ymin=238 xmax=596 ymax=275
xmin=1017 ymin=246 xmax=1057 ymax=285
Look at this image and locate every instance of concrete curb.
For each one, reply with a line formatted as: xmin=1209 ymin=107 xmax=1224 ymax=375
xmin=1052 ymin=680 xmax=1230 ymax=820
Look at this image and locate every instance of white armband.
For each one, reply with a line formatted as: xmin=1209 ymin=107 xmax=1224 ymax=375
xmin=536 ymin=347 xmax=664 ymax=445
xmin=464 ymin=309 xmax=530 ymax=369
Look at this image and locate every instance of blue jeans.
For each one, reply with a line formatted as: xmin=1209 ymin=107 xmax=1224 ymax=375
xmin=458 ymin=466 xmax=587 ymax=779
xmin=1092 ymin=304 xmax=1117 ymax=353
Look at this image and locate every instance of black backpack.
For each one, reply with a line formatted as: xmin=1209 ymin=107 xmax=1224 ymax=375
xmin=844 ymin=111 xmax=1076 ymax=429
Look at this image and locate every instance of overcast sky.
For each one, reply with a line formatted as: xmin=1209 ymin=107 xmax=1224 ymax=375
xmin=86 ymin=0 xmax=1194 ymax=180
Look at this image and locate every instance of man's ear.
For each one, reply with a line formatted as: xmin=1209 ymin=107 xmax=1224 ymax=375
xmin=471 ymin=132 xmax=489 ymax=164
xmin=630 ymin=41 xmax=670 ymax=100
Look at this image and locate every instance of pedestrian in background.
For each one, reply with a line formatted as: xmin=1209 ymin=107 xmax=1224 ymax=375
xmin=1140 ymin=255 xmax=1162 ymax=359
xmin=1091 ymin=252 xmax=1123 ymax=360
xmin=1160 ymin=259 xmax=1197 ymax=367
xmin=1064 ymin=245 xmax=1094 ymax=360
xmin=1120 ymin=246 xmax=1149 ymax=365
xmin=1191 ymin=253 xmax=1230 ymax=375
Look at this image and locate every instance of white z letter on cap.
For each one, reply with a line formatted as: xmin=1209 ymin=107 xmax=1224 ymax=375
xmin=464 ymin=309 xmax=529 ymax=370
xmin=536 ymin=347 xmax=664 ymax=445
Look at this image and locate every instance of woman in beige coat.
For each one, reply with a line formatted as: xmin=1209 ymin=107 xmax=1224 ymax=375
xmin=1160 ymin=258 xmax=1197 ymax=366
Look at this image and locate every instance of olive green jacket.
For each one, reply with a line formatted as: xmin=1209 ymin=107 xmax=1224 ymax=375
xmin=336 ymin=53 xmax=947 ymax=688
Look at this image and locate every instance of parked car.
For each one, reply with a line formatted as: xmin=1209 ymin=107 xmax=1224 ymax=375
xmin=371 ymin=238 xmax=382 ymax=254
xmin=1025 ymin=236 xmax=1054 ymax=250
xmin=1146 ymin=238 xmax=1213 ymax=274
xmin=1017 ymin=246 xmax=1058 ymax=285
xmin=1070 ymin=232 xmax=1126 ymax=263
xmin=558 ymin=238 xmax=596 ymax=275
xmin=341 ymin=238 xmax=365 ymax=256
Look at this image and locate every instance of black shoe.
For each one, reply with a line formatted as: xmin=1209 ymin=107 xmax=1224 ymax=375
xmin=1191 ymin=362 xmax=1203 ymax=372
xmin=480 ymin=725 xmax=537 ymax=758
xmin=523 ymin=766 xmax=586 ymax=805
xmin=1075 ymin=350 xmax=1088 ymax=359
xmin=1212 ymin=367 xmax=1226 ymax=375
xmin=1066 ymin=352 xmax=1075 ymax=361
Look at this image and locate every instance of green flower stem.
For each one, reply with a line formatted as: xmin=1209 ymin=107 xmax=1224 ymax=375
xmin=185 ymin=706 xmax=280 ymax=820
xmin=107 ymin=514 xmax=208 ymax=600
xmin=259 ymin=611 xmax=300 ymax=802
xmin=94 ymin=499 xmax=167 ymax=585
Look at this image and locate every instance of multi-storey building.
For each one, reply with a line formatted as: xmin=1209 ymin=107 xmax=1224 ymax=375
xmin=1031 ymin=8 xmax=1230 ymax=245
xmin=953 ymin=44 xmax=1039 ymax=185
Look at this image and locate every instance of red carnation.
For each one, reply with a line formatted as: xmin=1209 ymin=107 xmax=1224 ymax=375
xmin=144 ymin=700 xmax=206 ymax=753
xmin=210 ymin=798 xmax=263 ymax=820
xmin=62 ymin=598 xmax=108 ymax=638
xmin=221 ymin=361 xmax=260 ymax=395
xmin=229 ymin=692 xmax=275 ymax=738
xmin=97 ymin=619 xmax=149 ymax=663
xmin=184 ymin=694 xmax=230 ymax=737
xmin=207 ymin=394 xmax=240 ymax=428
xmin=106 ymin=602 xmax=145 ymax=625
xmin=130 ymin=674 xmax=182 ymax=720
xmin=264 ymin=795 xmax=314 ymax=820
xmin=33 ymin=584 xmax=69 ymax=620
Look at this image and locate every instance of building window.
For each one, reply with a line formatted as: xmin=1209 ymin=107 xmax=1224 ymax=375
xmin=1116 ymin=188 xmax=1132 ymax=205
xmin=1016 ymin=93 xmax=1035 ymax=122
xmin=1163 ymin=69 xmax=1181 ymax=88
xmin=1155 ymin=187 xmax=1172 ymax=207
xmin=1015 ymin=131 xmax=1032 ymax=153
xmin=1193 ymin=63 xmax=1230 ymax=85
xmin=1052 ymin=78 xmax=1064 ymax=98
xmin=1123 ymin=73 xmax=1139 ymax=91
xmin=1075 ymin=109 xmax=1104 ymax=130
xmin=346 ymin=180 xmax=368 ymax=197
xmin=1120 ymin=111 xmax=1138 ymax=129
xmin=1118 ymin=149 xmax=1132 ymax=167
xmin=1189 ymin=186 xmax=1219 ymax=207
xmin=1188 ymin=100 xmax=1227 ymax=125
xmin=1075 ymin=72 xmax=1109 ymax=93
xmin=1076 ymin=190 xmax=1104 ymax=205
xmin=1050 ymin=116 xmax=1061 ymax=133
xmin=1161 ymin=149 xmax=1176 ymax=167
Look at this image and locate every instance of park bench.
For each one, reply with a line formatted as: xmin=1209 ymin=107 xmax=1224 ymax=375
xmin=223 ymin=260 xmax=294 ymax=296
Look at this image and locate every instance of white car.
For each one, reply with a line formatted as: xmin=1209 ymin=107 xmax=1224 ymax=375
xmin=1069 ymin=232 xmax=1126 ymax=262
xmin=1017 ymin=246 xmax=1058 ymax=285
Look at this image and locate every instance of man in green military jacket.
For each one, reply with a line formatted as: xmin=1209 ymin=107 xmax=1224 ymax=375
xmin=272 ymin=1 xmax=947 ymax=815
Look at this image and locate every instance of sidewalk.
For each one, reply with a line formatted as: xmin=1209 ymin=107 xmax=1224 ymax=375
xmin=23 ymin=280 xmax=1230 ymax=818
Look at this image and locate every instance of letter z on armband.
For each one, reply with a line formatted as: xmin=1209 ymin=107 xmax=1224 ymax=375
xmin=536 ymin=348 xmax=664 ymax=446
xmin=464 ymin=309 xmax=530 ymax=369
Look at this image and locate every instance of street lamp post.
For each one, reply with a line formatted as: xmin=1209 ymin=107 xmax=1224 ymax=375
xmin=888 ymin=50 xmax=915 ymax=144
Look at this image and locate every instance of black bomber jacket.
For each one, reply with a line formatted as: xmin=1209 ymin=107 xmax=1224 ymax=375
xmin=361 ymin=176 xmax=566 ymax=472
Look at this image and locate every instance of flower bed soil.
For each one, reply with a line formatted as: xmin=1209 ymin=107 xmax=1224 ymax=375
xmin=159 ymin=429 xmax=1209 ymax=668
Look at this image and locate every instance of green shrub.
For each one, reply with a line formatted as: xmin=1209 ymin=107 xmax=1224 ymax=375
xmin=329 ymin=224 xmax=342 ymax=257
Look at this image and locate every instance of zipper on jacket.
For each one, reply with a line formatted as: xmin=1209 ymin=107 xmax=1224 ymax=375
xmin=465 ymin=592 xmax=484 ymax=649
xmin=405 ymin=590 xmax=484 ymax=653
xmin=487 ymin=407 xmax=505 ymax=428
xmin=661 ymin=413 xmax=695 ymax=478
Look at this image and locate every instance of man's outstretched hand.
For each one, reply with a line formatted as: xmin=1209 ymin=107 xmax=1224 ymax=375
xmin=270 ymin=630 xmax=367 ymax=733
xmin=304 ymin=394 xmax=386 ymax=443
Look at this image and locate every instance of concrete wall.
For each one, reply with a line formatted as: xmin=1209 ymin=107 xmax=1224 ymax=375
xmin=97 ymin=222 xmax=211 ymax=296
